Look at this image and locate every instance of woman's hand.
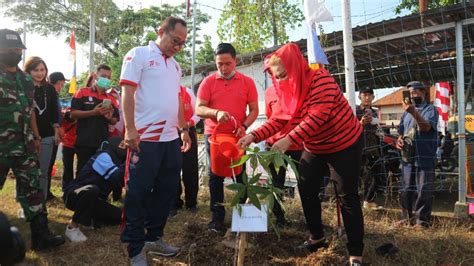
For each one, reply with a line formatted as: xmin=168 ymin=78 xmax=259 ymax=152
xmin=271 ymin=136 xmax=292 ymax=153
xmin=237 ymin=134 xmax=255 ymax=149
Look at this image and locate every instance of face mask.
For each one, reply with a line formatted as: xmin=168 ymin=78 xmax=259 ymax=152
xmin=277 ymin=79 xmax=292 ymax=92
xmin=0 ymin=53 xmax=22 ymax=67
xmin=412 ymin=96 xmax=423 ymax=105
xmin=96 ymin=76 xmax=111 ymax=89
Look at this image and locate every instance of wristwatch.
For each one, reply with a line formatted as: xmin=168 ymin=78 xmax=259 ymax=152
xmin=179 ymin=127 xmax=189 ymax=133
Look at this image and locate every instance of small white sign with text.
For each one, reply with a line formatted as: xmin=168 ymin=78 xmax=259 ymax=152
xmin=231 ymin=204 xmax=268 ymax=232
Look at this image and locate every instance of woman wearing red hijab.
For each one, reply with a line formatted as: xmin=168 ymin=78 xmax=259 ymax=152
xmin=239 ymin=43 xmax=364 ymax=265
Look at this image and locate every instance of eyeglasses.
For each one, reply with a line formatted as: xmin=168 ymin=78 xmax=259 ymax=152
xmin=166 ymin=32 xmax=186 ymax=47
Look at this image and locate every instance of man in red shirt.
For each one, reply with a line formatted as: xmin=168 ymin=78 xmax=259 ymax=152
xmin=196 ymin=43 xmax=259 ymax=234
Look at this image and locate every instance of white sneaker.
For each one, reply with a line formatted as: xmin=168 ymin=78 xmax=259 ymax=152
xmin=130 ymin=251 xmax=148 ymax=266
xmin=363 ymin=201 xmax=380 ymax=210
xmin=17 ymin=208 xmax=25 ymax=219
xmin=65 ymin=226 xmax=87 ymax=242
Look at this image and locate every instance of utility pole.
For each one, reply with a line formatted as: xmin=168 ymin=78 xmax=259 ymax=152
xmin=271 ymin=0 xmax=278 ymax=46
xmin=341 ymin=0 xmax=356 ymax=112
xmin=89 ymin=4 xmax=95 ymax=72
xmin=454 ymin=21 xmax=468 ymax=218
xmin=190 ymin=0 xmax=197 ymax=91
xmin=22 ymin=22 xmax=26 ymax=65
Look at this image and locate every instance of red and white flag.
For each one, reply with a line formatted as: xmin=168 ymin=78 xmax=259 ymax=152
xmin=434 ymin=82 xmax=452 ymax=135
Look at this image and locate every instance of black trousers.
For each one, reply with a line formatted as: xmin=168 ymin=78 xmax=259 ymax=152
xmin=174 ymin=127 xmax=199 ymax=209
xmin=297 ymin=136 xmax=364 ymax=257
xmin=360 ymin=154 xmax=385 ymax=202
xmin=64 ymin=184 xmax=121 ymax=227
xmin=62 ymin=146 xmax=76 ymax=191
xmin=75 ymin=146 xmax=97 ymax=176
xmin=268 ymin=150 xmax=302 ymax=220
xmin=47 ymin=144 xmax=59 ymax=194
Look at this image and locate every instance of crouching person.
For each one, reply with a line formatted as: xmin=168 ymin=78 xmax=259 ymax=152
xmin=63 ymin=136 xmax=125 ymax=242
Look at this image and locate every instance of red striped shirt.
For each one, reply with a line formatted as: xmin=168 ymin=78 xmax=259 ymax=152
xmin=252 ymin=69 xmax=362 ymax=154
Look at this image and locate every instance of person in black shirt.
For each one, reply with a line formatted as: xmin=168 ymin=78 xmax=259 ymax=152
xmin=356 ymin=87 xmax=385 ymax=209
xmin=63 ymin=136 xmax=125 ymax=242
xmin=71 ymin=64 xmax=119 ymax=175
xmin=24 ymin=56 xmax=61 ymax=201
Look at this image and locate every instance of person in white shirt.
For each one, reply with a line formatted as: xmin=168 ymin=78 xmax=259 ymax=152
xmin=119 ymin=16 xmax=191 ymax=266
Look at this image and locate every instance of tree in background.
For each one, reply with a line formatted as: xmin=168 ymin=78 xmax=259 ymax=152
xmin=1 ymin=0 xmax=210 ymax=84
xmin=395 ymin=0 xmax=462 ymax=14
xmin=217 ymin=0 xmax=304 ymax=53
xmin=196 ymin=35 xmax=214 ymax=64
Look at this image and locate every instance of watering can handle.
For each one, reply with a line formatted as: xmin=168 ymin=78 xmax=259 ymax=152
xmin=214 ymin=115 xmax=240 ymax=134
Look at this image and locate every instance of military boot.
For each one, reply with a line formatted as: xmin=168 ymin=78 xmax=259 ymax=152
xmin=30 ymin=213 xmax=65 ymax=250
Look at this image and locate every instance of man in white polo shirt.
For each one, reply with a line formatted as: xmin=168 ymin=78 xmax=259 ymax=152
xmin=119 ymin=16 xmax=191 ymax=266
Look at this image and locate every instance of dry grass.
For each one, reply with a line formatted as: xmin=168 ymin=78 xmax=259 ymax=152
xmin=1 ymin=165 xmax=473 ymax=265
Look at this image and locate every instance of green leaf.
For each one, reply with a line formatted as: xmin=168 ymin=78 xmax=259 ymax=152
xmin=226 ymin=183 xmax=245 ymax=191
xmin=248 ymin=190 xmax=261 ymax=210
xmin=241 ymin=170 xmax=248 ymax=185
xmin=231 ymin=187 xmax=246 ymax=207
xmin=248 ymin=173 xmax=262 ymax=185
xmin=231 ymin=154 xmax=249 ymax=167
xmin=250 ymin=155 xmax=258 ymax=170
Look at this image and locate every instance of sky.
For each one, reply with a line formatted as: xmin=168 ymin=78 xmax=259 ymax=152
xmin=0 ymin=0 xmax=409 ymax=100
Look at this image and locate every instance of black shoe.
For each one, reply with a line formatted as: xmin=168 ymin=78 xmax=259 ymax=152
xmin=30 ymin=213 xmax=65 ymax=251
xmin=186 ymin=206 xmax=198 ymax=213
xmin=208 ymin=220 xmax=226 ymax=235
xmin=168 ymin=209 xmax=178 ymax=218
xmin=296 ymin=238 xmax=328 ymax=253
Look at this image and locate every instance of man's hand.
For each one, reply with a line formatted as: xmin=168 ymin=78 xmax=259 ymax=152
xmin=34 ymin=139 xmax=41 ymax=154
xmin=396 ymin=136 xmax=404 ymax=150
xmin=94 ymin=104 xmax=112 ymax=116
xmin=237 ymin=134 xmax=255 ymax=149
xmin=271 ymin=136 xmax=292 ymax=153
xmin=180 ymin=131 xmax=191 ymax=152
xmin=360 ymin=115 xmax=372 ymax=125
xmin=216 ymin=110 xmax=231 ymax=123
xmin=402 ymin=101 xmax=416 ymax=115
xmin=125 ymin=127 xmax=140 ymax=152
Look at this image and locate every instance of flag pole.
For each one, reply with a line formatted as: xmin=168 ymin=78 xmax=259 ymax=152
xmin=341 ymin=0 xmax=356 ymax=113
xmin=190 ymin=0 xmax=197 ymax=92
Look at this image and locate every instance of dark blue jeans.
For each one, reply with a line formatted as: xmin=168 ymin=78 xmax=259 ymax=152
xmin=121 ymin=139 xmax=182 ymax=257
xmin=399 ymin=164 xmax=435 ymax=225
xmin=204 ymin=134 xmax=245 ymax=223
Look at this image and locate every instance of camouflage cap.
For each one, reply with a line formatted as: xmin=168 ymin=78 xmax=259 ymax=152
xmin=0 ymin=29 xmax=26 ymax=49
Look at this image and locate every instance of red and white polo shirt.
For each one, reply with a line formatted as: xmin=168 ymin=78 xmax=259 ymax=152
xmin=119 ymin=41 xmax=182 ymax=142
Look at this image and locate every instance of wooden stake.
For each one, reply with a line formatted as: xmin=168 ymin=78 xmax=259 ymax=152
xmin=237 ymin=232 xmax=247 ymax=266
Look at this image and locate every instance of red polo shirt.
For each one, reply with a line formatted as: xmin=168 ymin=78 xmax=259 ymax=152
xmin=197 ymin=71 xmax=258 ymax=134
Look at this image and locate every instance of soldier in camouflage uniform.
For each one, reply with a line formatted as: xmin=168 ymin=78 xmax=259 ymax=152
xmin=0 ymin=28 xmax=64 ymax=250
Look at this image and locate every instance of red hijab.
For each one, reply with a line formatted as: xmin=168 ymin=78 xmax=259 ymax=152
xmin=265 ymin=43 xmax=314 ymax=120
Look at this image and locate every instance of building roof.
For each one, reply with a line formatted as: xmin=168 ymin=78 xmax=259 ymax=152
xmin=373 ymin=86 xmax=436 ymax=106
xmin=185 ymin=3 xmax=474 ymax=90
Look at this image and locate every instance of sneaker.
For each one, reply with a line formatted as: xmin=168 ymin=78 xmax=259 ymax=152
xmin=143 ymin=238 xmax=179 ymax=257
xmin=296 ymin=238 xmax=328 ymax=253
xmin=187 ymin=206 xmax=198 ymax=213
xmin=363 ymin=201 xmax=379 ymax=210
xmin=208 ymin=220 xmax=227 ymax=235
xmin=65 ymin=226 xmax=87 ymax=242
xmin=350 ymin=259 xmax=363 ymax=266
xmin=130 ymin=251 xmax=148 ymax=266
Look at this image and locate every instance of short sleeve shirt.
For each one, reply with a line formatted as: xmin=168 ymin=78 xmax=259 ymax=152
xmin=120 ymin=41 xmax=181 ymax=142
xmin=398 ymin=103 xmax=438 ymax=168
xmin=197 ymin=71 xmax=258 ymax=134
xmin=71 ymin=87 xmax=119 ymax=149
